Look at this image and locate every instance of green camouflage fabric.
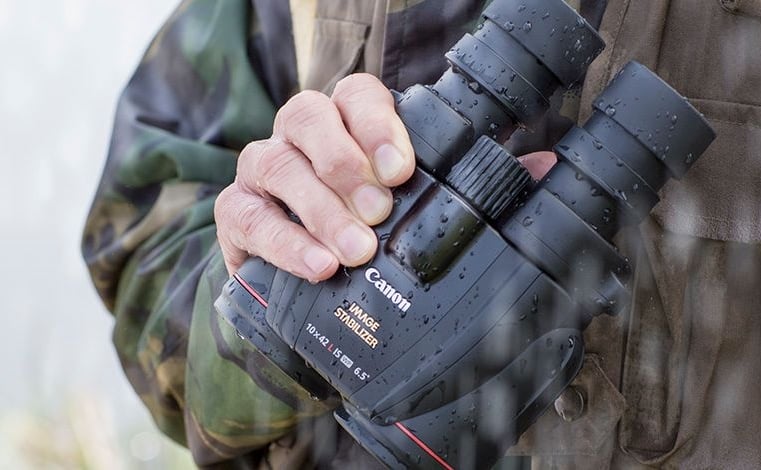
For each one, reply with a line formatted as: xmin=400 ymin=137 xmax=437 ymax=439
xmin=80 ymin=0 xmax=340 ymax=465
xmin=82 ymin=0 xmax=607 ymax=466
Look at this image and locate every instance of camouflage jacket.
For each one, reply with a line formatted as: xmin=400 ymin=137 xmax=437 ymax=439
xmin=83 ymin=0 xmax=761 ymax=468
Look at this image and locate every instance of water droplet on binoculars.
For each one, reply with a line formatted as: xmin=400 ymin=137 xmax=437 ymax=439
xmin=523 ymin=21 xmax=533 ymax=31
xmin=505 ymin=21 xmax=515 ymax=32
xmin=605 ymin=105 xmax=617 ymax=116
xmin=521 ymin=216 xmax=534 ymax=227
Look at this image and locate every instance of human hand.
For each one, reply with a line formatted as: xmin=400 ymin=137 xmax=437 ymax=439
xmin=518 ymin=151 xmax=557 ymax=180
xmin=215 ymin=74 xmax=416 ymax=282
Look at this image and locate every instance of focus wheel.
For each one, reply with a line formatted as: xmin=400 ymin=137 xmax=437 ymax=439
xmin=446 ymin=135 xmax=532 ymax=221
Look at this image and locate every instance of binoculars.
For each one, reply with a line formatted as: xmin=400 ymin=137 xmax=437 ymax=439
xmin=216 ymin=0 xmax=715 ymax=468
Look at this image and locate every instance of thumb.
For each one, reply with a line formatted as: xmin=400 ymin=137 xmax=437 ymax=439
xmin=517 ymin=151 xmax=557 ymax=180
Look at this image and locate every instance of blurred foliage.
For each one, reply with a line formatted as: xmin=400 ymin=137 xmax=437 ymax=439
xmin=0 ymin=394 xmax=194 ymax=470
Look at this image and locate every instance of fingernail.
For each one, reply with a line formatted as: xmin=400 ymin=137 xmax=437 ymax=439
xmin=352 ymin=185 xmax=391 ymax=224
xmin=337 ymin=224 xmax=375 ymax=263
xmin=304 ymin=246 xmax=335 ymax=275
xmin=374 ymin=144 xmax=407 ymax=182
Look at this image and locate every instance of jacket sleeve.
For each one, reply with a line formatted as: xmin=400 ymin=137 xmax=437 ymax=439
xmin=81 ymin=0 xmax=332 ymax=465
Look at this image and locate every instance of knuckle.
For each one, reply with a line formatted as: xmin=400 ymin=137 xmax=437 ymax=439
xmin=237 ymin=199 xmax=282 ymax=247
xmin=312 ymin=144 xmax=365 ymax=182
xmin=304 ymin=201 xmax=357 ymax=242
xmin=214 ymin=185 xmax=238 ymax=224
xmin=260 ymin=221 xmax=292 ymax=258
xmin=333 ymin=74 xmax=390 ymax=106
xmin=251 ymin=141 xmax=302 ymax=194
xmin=275 ymin=90 xmax=333 ymax=136
xmin=237 ymin=140 xmax=266 ymax=176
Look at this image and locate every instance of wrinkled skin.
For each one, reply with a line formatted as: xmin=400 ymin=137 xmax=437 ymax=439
xmin=215 ymin=72 xmax=556 ymax=282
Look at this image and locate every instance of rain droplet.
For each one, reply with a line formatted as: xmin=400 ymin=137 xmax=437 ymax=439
xmin=605 ymin=105 xmax=617 ymax=117
xmin=522 ymin=216 xmax=534 ymax=227
xmin=534 ymin=202 xmax=543 ymax=216
xmin=523 ymin=21 xmax=532 ymax=32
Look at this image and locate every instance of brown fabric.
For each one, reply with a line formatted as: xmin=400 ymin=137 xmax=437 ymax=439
xmin=721 ymin=0 xmax=761 ymax=16
xmin=510 ymin=219 xmax=761 ymax=470
xmin=507 ymin=354 xmax=625 ymax=463
xmin=582 ymin=0 xmax=761 ymax=244
xmin=568 ymin=1 xmax=761 ymax=469
xmin=254 ymin=414 xmax=385 ymax=470
xmin=615 ymin=220 xmax=761 ymax=468
xmin=302 ymin=0 xmax=382 ymax=94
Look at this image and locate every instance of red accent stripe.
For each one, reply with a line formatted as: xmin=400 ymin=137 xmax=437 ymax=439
xmin=394 ymin=422 xmax=454 ymax=470
xmin=233 ymin=273 xmax=269 ymax=308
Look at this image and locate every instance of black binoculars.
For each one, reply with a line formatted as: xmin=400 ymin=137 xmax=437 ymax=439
xmin=216 ymin=0 xmax=715 ymax=468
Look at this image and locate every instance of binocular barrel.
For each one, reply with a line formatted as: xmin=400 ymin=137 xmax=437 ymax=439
xmin=337 ymin=62 xmax=714 ymax=469
xmin=500 ymin=61 xmax=715 ymax=318
xmin=396 ymin=0 xmax=604 ymax=176
xmin=215 ymin=1 xmax=716 ymax=469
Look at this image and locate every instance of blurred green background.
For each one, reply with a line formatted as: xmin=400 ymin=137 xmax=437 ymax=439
xmin=0 ymin=1 xmax=195 ymax=468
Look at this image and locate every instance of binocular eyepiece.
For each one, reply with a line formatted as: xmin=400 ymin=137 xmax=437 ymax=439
xmin=396 ymin=0 xmax=604 ymax=177
xmin=216 ymin=0 xmax=715 ymax=468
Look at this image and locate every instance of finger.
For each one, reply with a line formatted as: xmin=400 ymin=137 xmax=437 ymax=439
xmin=214 ymin=184 xmax=339 ymax=281
xmin=273 ymin=89 xmax=393 ymax=226
xmin=518 ymin=151 xmax=557 ymax=180
xmin=236 ymin=139 xmax=378 ymax=268
xmin=331 ymin=73 xmax=415 ymax=187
